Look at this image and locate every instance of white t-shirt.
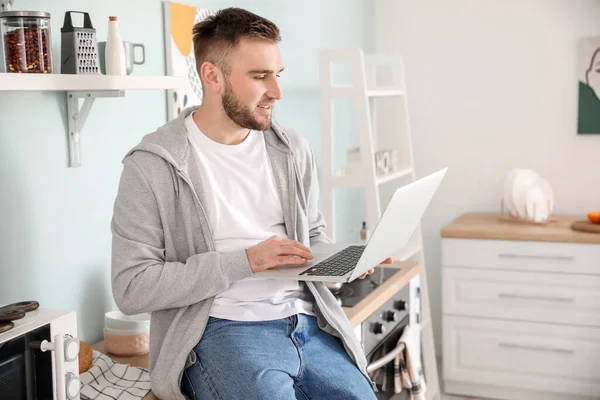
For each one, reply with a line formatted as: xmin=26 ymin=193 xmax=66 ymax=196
xmin=185 ymin=113 xmax=314 ymax=321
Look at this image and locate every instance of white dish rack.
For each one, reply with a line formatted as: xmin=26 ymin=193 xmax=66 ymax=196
xmin=501 ymin=168 xmax=555 ymax=225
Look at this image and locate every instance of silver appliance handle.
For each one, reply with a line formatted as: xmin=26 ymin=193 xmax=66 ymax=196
xmin=497 ymin=253 xmax=574 ymax=262
xmin=366 ymin=342 xmax=405 ymax=373
xmin=498 ymin=293 xmax=575 ymax=303
xmin=498 ymin=342 xmax=575 ymax=354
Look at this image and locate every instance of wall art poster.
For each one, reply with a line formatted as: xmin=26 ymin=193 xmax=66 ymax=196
xmin=577 ymin=37 xmax=600 ymax=134
xmin=163 ymin=1 xmax=215 ymax=119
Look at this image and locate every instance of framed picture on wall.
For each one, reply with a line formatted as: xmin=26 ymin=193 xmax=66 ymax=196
xmin=163 ymin=1 xmax=215 ymax=119
xmin=577 ymin=36 xmax=600 ymax=134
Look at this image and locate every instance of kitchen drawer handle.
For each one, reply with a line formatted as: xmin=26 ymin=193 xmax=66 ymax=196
xmin=498 ymin=342 xmax=575 ymax=354
xmin=498 ymin=293 xmax=575 ymax=303
xmin=497 ymin=253 xmax=574 ymax=261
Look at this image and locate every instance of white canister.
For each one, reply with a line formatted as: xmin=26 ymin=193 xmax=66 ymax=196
xmin=104 ymin=16 xmax=126 ymax=75
xmin=104 ymin=311 xmax=150 ymax=356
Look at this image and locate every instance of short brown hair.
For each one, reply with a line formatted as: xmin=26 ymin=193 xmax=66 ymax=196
xmin=192 ymin=7 xmax=281 ymax=77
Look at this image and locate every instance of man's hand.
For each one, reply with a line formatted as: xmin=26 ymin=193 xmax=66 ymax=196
xmin=246 ymin=235 xmax=313 ymax=273
xmin=358 ymin=256 xmax=394 ymax=279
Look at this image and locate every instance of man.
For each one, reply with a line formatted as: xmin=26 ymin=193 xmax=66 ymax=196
xmin=111 ymin=7 xmax=389 ymax=400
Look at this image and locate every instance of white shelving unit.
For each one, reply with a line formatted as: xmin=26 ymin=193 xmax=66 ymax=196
xmin=330 ymin=167 xmax=413 ymax=188
xmin=0 ymin=73 xmax=188 ymax=167
xmin=320 ymin=48 xmax=441 ymax=400
xmin=0 ymin=73 xmax=185 ymax=91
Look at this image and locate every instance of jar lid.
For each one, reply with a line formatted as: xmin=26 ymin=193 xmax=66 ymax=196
xmin=0 ymin=11 xmax=51 ymax=19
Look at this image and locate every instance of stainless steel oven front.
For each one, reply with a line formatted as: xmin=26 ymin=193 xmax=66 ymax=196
xmin=363 ymin=286 xmax=411 ymax=399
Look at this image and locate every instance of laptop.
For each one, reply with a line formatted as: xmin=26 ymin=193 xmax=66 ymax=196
xmin=255 ymin=167 xmax=448 ymax=283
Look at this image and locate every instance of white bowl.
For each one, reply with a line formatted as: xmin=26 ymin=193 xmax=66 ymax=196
xmin=105 ymin=311 xmax=150 ymax=333
xmin=104 ymin=328 xmax=149 ymax=356
xmin=103 ymin=326 xmax=145 ymax=335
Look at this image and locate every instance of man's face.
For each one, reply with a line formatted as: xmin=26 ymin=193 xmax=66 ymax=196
xmin=220 ymin=38 xmax=283 ymax=131
xmin=586 ymin=48 xmax=600 ymax=101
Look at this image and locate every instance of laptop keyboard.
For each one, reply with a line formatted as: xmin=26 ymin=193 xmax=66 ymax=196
xmin=299 ymin=245 xmax=366 ymax=276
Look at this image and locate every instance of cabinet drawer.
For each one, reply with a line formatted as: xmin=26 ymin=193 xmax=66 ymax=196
xmin=443 ymin=316 xmax=600 ymax=397
xmin=443 ymin=267 xmax=600 ymax=326
xmin=442 ymin=238 xmax=600 ymax=274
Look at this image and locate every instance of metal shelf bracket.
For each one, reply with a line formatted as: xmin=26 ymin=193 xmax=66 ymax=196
xmin=66 ymin=90 xmax=124 ymax=167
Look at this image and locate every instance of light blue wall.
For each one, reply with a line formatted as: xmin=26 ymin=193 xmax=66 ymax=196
xmin=0 ymin=0 xmax=373 ymax=343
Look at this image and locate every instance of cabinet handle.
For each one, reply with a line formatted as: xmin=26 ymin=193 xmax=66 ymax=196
xmin=498 ymin=293 xmax=575 ymax=303
xmin=498 ymin=342 xmax=575 ymax=354
xmin=497 ymin=253 xmax=574 ymax=261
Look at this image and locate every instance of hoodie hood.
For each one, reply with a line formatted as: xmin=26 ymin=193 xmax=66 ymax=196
xmin=123 ymin=105 xmax=294 ymax=172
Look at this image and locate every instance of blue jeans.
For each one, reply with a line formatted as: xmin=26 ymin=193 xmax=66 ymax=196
xmin=181 ymin=313 xmax=376 ymax=400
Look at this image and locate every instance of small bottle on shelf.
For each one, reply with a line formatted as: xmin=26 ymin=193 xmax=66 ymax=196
xmin=105 ymin=16 xmax=126 ymax=75
xmin=359 ymin=221 xmax=369 ymax=243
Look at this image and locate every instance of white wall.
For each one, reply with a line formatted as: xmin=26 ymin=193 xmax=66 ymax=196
xmin=374 ymin=0 xmax=600 ymax=351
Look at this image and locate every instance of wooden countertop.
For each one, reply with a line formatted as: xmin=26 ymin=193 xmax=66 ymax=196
xmin=91 ymin=261 xmax=419 ymax=399
xmin=440 ymin=212 xmax=600 ymax=244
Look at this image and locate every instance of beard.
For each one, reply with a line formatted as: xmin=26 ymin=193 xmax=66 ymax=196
xmin=221 ymin=79 xmax=272 ymax=131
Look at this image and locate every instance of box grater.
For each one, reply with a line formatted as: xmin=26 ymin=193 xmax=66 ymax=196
xmin=60 ymin=11 xmax=100 ymax=74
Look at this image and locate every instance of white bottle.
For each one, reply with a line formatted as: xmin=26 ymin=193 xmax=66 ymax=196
xmin=105 ymin=16 xmax=126 ymax=75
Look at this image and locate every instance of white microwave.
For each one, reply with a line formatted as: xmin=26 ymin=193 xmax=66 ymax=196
xmin=0 ymin=307 xmax=81 ymax=400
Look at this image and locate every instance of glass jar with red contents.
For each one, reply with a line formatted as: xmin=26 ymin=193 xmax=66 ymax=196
xmin=0 ymin=11 xmax=53 ymax=73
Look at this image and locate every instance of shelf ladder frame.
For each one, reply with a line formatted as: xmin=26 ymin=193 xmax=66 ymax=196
xmin=320 ymin=47 xmax=441 ymax=400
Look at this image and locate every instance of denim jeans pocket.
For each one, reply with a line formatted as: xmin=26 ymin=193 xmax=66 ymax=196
xmin=181 ymin=366 xmax=197 ymax=399
xmin=181 ymin=354 xmax=224 ymax=400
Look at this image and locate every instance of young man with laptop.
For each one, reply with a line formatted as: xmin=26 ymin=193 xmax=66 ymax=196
xmin=110 ymin=7 xmax=445 ymax=400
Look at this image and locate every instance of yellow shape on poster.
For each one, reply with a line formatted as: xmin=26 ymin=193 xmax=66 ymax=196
xmin=169 ymin=2 xmax=197 ymax=58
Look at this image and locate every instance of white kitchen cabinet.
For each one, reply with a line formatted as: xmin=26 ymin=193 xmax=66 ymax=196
xmin=440 ymin=213 xmax=600 ymax=400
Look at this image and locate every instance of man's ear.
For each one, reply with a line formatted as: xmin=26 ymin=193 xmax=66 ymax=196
xmin=199 ymin=61 xmax=223 ymax=94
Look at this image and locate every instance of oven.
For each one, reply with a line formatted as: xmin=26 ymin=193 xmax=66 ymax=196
xmin=366 ymin=314 xmax=411 ymax=400
xmin=330 ymin=267 xmax=413 ymax=399
xmin=364 ymin=286 xmax=411 ymax=400
xmin=0 ymin=307 xmax=81 ymax=400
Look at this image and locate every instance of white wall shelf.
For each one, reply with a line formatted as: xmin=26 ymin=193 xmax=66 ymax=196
xmin=327 ymin=84 xmax=405 ymax=98
xmin=0 ymin=73 xmax=187 ymax=92
xmin=330 ymin=167 xmax=414 ymax=188
xmin=0 ymin=73 xmax=189 ymax=167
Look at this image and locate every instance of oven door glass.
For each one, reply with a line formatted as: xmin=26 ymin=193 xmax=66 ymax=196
xmin=0 ymin=324 xmax=54 ymax=400
xmin=366 ymin=315 xmax=411 ymax=400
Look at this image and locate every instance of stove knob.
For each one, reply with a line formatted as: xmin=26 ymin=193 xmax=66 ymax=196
xmin=393 ymin=300 xmax=407 ymax=311
xmin=382 ymin=310 xmax=396 ymax=322
xmin=64 ymin=336 xmax=79 ymax=362
xmin=371 ymin=322 xmax=386 ymax=335
xmin=65 ymin=372 xmax=80 ymax=399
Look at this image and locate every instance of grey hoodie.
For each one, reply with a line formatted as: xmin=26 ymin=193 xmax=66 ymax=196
xmin=111 ymin=106 xmax=376 ymax=399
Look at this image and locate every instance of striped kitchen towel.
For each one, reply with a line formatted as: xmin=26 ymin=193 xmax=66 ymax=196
xmin=394 ymin=325 xmax=426 ymax=399
xmin=80 ymin=350 xmax=152 ymax=400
